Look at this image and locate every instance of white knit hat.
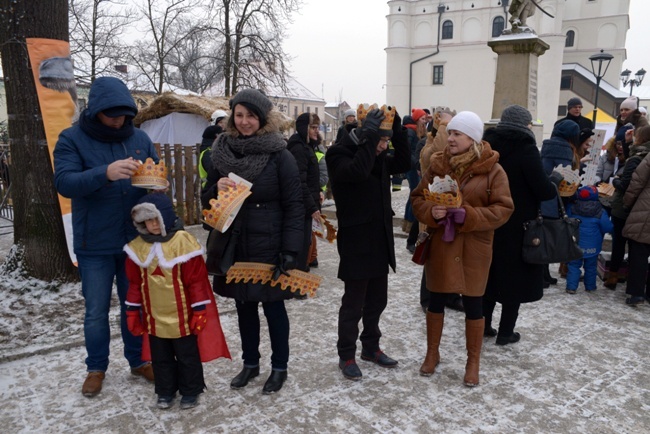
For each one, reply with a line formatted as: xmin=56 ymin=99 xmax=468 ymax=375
xmin=620 ymin=96 xmax=639 ymax=111
xmin=446 ymin=111 xmax=484 ymax=143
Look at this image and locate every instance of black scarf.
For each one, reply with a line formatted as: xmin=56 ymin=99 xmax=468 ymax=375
xmin=211 ymin=131 xmax=286 ymax=182
xmin=79 ymin=109 xmax=135 ymax=142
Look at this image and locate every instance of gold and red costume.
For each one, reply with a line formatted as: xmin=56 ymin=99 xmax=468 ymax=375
xmin=125 ymin=231 xmax=230 ymax=362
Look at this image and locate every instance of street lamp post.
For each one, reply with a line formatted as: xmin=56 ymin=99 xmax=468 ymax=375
xmin=589 ymin=50 xmax=614 ymax=124
xmin=620 ymin=68 xmax=646 ymax=96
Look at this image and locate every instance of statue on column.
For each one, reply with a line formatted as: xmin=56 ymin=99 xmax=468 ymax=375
xmin=503 ymin=0 xmax=555 ymax=35
xmin=509 ymin=0 xmax=535 ymax=29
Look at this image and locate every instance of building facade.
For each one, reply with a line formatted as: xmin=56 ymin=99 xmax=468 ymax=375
xmin=385 ymin=0 xmax=632 ymax=138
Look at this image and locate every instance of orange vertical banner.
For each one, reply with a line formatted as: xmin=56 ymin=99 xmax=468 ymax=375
xmin=26 ymin=38 xmax=77 ymax=264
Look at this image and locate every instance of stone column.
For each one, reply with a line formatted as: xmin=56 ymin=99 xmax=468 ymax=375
xmin=487 ymin=35 xmax=549 ymax=142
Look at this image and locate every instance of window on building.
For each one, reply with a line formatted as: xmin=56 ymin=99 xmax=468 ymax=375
xmin=492 ymin=16 xmax=505 ymax=37
xmin=442 ymin=20 xmax=453 ymax=40
xmin=558 ymin=106 xmax=567 ymax=116
xmin=433 ymin=65 xmax=444 ymax=85
xmin=560 ymin=75 xmax=572 ymax=90
xmin=294 ymin=106 xmax=298 ymax=118
xmin=565 ymin=30 xmax=575 ymax=47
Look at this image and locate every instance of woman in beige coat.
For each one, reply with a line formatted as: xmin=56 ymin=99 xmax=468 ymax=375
xmin=411 ymin=111 xmax=514 ymax=387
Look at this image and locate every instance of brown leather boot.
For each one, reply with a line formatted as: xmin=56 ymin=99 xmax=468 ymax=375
xmin=82 ymin=371 xmax=105 ymax=397
xmin=604 ymin=272 xmax=618 ymax=290
xmin=463 ymin=318 xmax=484 ymax=387
xmin=420 ymin=312 xmax=444 ymax=377
xmin=558 ymin=262 xmax=568 ymax=278
xmin=131 ymin=362 xmax=155 ymax=382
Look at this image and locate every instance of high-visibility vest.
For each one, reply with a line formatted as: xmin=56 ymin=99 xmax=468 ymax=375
xmin=199 ymin=148 xmax=210 ymax=188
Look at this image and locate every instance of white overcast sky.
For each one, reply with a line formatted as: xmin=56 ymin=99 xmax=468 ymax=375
xmin=284 ymin=0 xmax=650 ymax=106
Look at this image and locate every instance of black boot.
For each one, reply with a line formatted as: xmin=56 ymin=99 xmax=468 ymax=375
xmin=262 ymin=370 xmax=287 ymax=395
xmin=230 ymin=366 xmax=260 ymax=389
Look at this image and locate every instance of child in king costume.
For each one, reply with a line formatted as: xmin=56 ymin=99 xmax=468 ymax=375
xmin=125 ymin=193 xmax=230 ymax=410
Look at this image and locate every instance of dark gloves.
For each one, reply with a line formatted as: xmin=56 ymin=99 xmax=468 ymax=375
xmin=126 ymin=310 xmax=145 ymax=336
xmin=271 ymin=253 xmax=296 ymax=282
xmin=362 ymin=109 xmax=384 ymax=133
xmin=549 ymin=170 xmax=564 ymax=187
xmin=357 ymin=109 xmax=385 ymax=144
xmin=190 ymin=306 xmax=207 ymax=335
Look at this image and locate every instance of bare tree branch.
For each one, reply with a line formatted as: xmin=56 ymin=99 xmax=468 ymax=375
xmin=69 ymin=0 xmax=137 ymax=82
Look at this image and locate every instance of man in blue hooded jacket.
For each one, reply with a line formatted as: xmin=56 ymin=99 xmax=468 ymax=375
xmin=54 ymin=77 xmax=159 ymax=398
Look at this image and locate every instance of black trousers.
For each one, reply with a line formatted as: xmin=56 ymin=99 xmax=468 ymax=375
xmin=236 ymin=299 xmax=290 ymax=370
xmin=150 ymin=334 xmax=204 ymax=397
xmin=625 ymin=240 xmax=650 ymax=298
xmin=610 ymin=215 xmax=629 ymax=272
xmin=427 ymin=292 xmax=482 ymax=320
xmin=483 ymin=299 xmax=520 ymax=337
xmin=337 ymin=276 xmax=388 ymax=360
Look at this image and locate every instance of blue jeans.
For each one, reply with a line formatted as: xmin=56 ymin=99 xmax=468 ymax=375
xmin=78 ymin=253 xmax=144 ymax=372
xmin=566 ymin=255 xmax=598 ymax=291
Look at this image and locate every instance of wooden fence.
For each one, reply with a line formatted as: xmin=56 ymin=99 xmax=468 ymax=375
xmin=154 ymin=143 xmax=203 ymax=226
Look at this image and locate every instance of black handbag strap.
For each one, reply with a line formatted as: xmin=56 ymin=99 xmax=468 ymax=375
xmin=552 ymin=184 xmax=570 ymax=218
xmin=535 ymin=183 xmax=569 ymax=219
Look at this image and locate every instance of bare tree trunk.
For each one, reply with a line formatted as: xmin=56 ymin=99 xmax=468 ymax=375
xmin=223 ymin=0 xmax=231 ymax=97
xmin=0 ymin=0 xmax=78 ymax=282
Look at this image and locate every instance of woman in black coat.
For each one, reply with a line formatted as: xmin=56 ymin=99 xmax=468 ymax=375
xmin=325 ymin=108 xmax=410 ymax=380
xmin=482 ymin=105 xmax=559 ymax=345
xmin=202 ymin=89 xmax=304 ymax=394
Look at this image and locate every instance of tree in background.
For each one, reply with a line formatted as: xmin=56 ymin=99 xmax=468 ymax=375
xmin=165 ymin=18 xmax=224 ymax=94
xmin=69 ymin=0 xmax=136 ymax=82
xmin=127 ymin=0 xmax=195 ymax=94
xmin=0 ymin=0 xmax=78 ymax=282
xmin=205 ymin=0 xmax=302 ymax=96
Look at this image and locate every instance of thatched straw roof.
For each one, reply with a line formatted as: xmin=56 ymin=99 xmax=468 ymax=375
xmin=133 ymin=92 xmax=230 ymax=126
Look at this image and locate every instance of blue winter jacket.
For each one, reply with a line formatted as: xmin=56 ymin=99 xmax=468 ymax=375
xmin=53 ymin=78 xmax=158 ymax=255
xmin=567 ymin=202 xmax=613 ymax=258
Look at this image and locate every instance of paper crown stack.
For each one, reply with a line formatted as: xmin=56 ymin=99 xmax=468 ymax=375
xmin=356 ymin=104 xmax=395 ymax=130
xmin=554 ymin=165 xmax=580 ymax=197
xmin=423 ymin=175 xmax=463 ymax=207
xmin=131 ymin=158 xmax=168 ymax=189
xmin=202 ymin=183 xmax=252 ymax=232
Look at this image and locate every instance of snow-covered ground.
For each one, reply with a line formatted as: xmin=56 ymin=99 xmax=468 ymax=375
xmin=1 ymin=188 xmax=649 ymax=433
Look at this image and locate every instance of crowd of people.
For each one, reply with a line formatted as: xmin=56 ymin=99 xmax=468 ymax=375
xmin=52 ymin=77 xmax=650 ymax=410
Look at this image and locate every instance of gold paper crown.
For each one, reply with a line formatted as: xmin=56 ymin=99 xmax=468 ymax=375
xmin=202 ymin=184 xmax=252 ymax=231
xmin=554 ymin=165 xmax=581 ymax=197
xmin=423 ymin=189 xmax=463 ymax=208
xmin=558 ymin=180 xmax=579 ymax=197
xmin=131 ymin=158 xmax=168 ymax=189
xmin=357 ymin=103 xmax=378 ymax=126
xmin=226 ymin=262 xmax=322 ymax=297
xmin=379 ymin=105 xmax=396 ymax=131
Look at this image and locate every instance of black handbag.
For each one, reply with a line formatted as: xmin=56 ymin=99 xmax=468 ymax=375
xmin=205 ymin=212 xmax=244 ymax=276
xmin=522 ymin=185 xmax=583 ymax=265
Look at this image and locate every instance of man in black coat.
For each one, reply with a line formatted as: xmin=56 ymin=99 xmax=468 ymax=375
xmin=287 ymin=112 xmax=322 ymax=274
xmin=325 ymin=108 xmax=410 ymax=381
xmin=554 ymin=97 xmax=594 ymax=131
